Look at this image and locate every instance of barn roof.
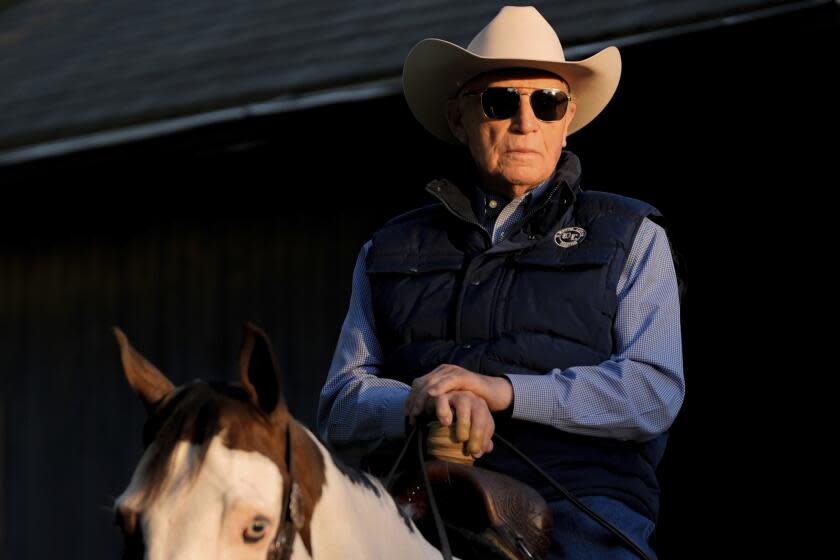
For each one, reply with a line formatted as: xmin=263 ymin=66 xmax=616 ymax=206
xmin=0 ymin=0 xmax=826 ymax=163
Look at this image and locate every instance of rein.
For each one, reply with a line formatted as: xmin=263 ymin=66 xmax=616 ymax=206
xmin=267 ymin=420 xmax=651 ymax=560
xmin=267 ymin=423 xmax=304 ymax=560
xmin=385 ymin=423 xmax=454 ymax=560
xmin=384 ymin=423 xmax=653 ymax=560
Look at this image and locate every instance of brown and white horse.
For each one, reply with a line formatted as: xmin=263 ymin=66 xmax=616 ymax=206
xmin=113 ymin=323 xmax=457 ymax=560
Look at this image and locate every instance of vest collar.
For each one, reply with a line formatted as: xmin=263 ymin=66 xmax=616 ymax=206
xmin=425 ymin=150 xmax=583 ymax=232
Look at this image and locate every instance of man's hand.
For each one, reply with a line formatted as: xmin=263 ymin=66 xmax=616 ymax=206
xmin=405 ymin=364 xmax=513 ymax=421
xmin=409 ymin=389 xmax=496 ymax=458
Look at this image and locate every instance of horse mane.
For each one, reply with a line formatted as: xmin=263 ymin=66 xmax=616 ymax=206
xmin=135 ymin=380 xmax=270 ymax=508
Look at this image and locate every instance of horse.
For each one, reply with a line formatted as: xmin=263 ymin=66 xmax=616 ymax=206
xmin=112 ymin=322 xmax=460 ymax=560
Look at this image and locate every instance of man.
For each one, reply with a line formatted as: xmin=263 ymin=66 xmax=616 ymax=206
xmin=318 ymin=6 xmax=685 ymax=558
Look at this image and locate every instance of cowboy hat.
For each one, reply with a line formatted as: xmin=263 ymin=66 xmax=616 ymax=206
xmin=402 ymin=5 xmax=622 ymax=144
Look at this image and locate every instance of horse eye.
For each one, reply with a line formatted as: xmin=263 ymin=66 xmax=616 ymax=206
xmin=243 ymin=515 xmax=271 ymax=543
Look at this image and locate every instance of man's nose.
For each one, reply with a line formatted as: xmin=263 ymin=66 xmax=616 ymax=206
xmin=511 ymin=94 xmax=540 ymax=133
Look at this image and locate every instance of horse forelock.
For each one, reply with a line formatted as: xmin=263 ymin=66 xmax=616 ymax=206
xmin=129 ymin=381 xmax=288 ymax=510
xmin=118 ymin=380 xmax=334 ymax=559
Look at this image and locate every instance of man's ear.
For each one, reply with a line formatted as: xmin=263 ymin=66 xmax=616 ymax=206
xmin=445 ymin=97 xmax=467 ymax=145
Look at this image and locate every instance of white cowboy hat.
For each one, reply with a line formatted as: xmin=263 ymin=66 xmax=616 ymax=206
xmin=402 ymin=5 xmax=622 ymax=144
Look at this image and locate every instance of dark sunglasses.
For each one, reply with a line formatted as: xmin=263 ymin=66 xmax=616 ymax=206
xmin=461 ymin=86 xmax=572 ymax=122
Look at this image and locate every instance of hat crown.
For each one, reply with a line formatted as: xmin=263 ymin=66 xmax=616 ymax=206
xmin=466 ymin=6 xmax=566 ymax=62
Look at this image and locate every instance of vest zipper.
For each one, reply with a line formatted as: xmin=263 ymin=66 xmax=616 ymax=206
xmin=427 ymin=176 xmax=579 ymax=344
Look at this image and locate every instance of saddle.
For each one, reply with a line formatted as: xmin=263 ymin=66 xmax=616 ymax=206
xmin=390 ymin=460 xmax=553 ymax=560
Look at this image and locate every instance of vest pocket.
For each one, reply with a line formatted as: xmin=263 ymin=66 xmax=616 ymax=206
xmin=366 ymin=255 xmax=465 ymax=347
xmin=366 ymin=254 xmax=465 ymax=274
xmin=511 ymin=245 xmax=614 ymax=269
xmin=504 ymin=245 xmax=616 ymax=348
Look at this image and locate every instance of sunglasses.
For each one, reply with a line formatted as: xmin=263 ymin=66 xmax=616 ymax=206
xmin=461 ymin=86 xmax=572 ymax=122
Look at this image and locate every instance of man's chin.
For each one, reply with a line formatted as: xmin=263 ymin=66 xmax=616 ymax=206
xmin=501 ymin=170 xmax=549 ymax=189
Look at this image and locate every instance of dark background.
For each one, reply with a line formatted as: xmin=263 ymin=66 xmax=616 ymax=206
xmin=1 ymin=2 xmax=835 ymax=557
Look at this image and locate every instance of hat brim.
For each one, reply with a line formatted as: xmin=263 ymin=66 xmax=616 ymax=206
xmin=402 ymin=39 xmax=621 ymax=144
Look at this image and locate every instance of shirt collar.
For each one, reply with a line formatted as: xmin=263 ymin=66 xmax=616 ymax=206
xmin=425 ymin=150 xmax=583 ymax=228
xmin=471 ymin=172 xmax=555 ymax=222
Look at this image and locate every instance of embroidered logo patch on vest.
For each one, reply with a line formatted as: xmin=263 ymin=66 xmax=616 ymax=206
xmin=554 ymin=227 xmax=586 ymax=248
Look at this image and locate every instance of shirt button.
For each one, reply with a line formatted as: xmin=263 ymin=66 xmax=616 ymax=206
xmin=470 ymin=279 xmax=480 ymax=286
xmin=488 ymin=199 xmax=498 ymax=208
xmin=463 ymin=344 xmax=472 ymax=349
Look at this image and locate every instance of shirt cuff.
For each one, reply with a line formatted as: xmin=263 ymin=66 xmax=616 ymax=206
xmin=504 ymin=372 xmax=556 ymax=425
xmin=381 ymin=388 xmax=410 ymax=440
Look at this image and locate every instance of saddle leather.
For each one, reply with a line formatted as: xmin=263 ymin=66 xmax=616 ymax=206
xmin=392 ymin=460 xmax=553 ymax=560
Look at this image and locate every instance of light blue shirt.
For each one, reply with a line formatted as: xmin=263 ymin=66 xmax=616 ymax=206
xmin=317 ymin=183 xmax=685 ymax=458
xmin=472 ymin=174 xmax=553 ymax=244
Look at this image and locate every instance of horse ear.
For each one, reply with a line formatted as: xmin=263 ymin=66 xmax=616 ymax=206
xmin=239 ymin=322 xmax=287 ymax=418
xmin=113 ymin=326 xmax=175 ymax=412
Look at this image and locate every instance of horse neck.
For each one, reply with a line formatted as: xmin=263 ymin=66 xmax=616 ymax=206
xmin=295 ymin=425 xmax=456 ymax=560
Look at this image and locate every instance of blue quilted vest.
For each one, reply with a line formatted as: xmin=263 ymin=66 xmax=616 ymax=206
xmin=365 ymin=151 xmax=669 ymax=520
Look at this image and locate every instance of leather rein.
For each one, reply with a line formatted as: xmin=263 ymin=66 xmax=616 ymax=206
xmin=267 ymin=423 xmax=303 ymax=560
xmin=267 ymin=421 xmax=651 ymax=560
xmin=383 ymin=423 xmax=653 ymax=560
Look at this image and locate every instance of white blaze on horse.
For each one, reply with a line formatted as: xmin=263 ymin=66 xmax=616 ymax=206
xmin=113 ymin=323 xmax=457 ymax=560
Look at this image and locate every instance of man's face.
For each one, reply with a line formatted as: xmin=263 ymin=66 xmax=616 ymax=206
xmin=446 ymin=69 xmax=576 ymax=197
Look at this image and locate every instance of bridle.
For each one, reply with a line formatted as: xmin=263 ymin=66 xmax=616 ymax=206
xmin=267 ymin=422 xmax=304 ymax=560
